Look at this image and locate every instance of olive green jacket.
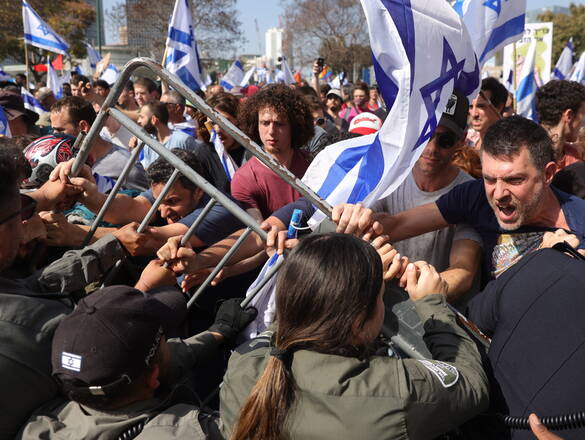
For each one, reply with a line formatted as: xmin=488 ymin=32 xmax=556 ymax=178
xmin=220 ymin=294 xmax=489 ymax=440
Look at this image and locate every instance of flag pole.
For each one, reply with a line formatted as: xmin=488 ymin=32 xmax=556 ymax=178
xmin=512 ymin=42 xmax=518 ymax=113
xmin=160 ymin=47 xmax=169 ymax=94
xmin=24 ymin=42 xmax=30 ymax=90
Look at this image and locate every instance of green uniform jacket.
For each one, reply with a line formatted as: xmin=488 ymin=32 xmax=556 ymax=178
xmin=220 ymin=294 xmax=489 ymax=440
xmin=18 ymin=332 xmax=223 ymax=440
xmin=0 ymin=235 xmax=125 ymax=440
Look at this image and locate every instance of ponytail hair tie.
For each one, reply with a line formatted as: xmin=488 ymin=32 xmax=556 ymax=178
xmin=270 ymin=346 xmax=294 ymax=365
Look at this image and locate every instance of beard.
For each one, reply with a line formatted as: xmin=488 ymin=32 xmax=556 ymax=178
xmin=488 ymin=186 xmax=544 ymax=231
xmin=143 ymin=121 xmax=157 ymax=136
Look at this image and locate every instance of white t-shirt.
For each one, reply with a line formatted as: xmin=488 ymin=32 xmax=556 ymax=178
xmin=370 ymin=170 xmax=482 ymax=272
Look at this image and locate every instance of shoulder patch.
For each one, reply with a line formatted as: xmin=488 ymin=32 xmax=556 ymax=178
xmin=235 ymin=332 xmax=272 ymax=355
xmin=417 ymin=360 xmax=459 ymax=388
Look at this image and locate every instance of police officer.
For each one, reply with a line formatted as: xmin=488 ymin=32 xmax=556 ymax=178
xmin=19 ymin=284 xmax=256 ymax=440
xmin=220 ymin=233 xmax=489 ymax=440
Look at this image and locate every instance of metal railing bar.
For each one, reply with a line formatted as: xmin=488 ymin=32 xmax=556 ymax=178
xmin=82 ymin=141 xmax=146 ymax=246
xmin=240 ymin=255 xmax=285 ymax=309
xmin=180 ymin=198 xmax=216 ymax=245
xmin=187 ymin=227 xmax=253 ymax=309
xmin=136 ymin=170 xmax=180 ymax=233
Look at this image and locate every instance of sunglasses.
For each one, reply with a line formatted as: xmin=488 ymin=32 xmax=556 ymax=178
xmin=431 ymin=131 xmax=458 ymax=149
xmin=0 ymin=194 xmax=37 ymax=225
xmin=315 ymin=118 xmax=325 ymax=126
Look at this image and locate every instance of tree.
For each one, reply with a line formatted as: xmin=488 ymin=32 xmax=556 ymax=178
xmin=281 ymin=0 xmax=371 ymax=80
xmin=110 ymin=0 xmax=243 ymax=61
xmin=538 ymin=4 xmax=585 ymax=66
xmin=0 ymin=0 xmax=95 ymax=61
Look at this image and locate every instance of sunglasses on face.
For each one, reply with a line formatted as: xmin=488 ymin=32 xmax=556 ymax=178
xmin=315 ymin=118 xmax=325 ymax=126
xmin=431 ymin=131 xmax=458 ymax=149
xmin=0 ymin=194 xmax=37 ymax=225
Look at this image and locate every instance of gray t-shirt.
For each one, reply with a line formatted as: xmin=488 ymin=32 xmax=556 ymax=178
xmin=92 ymin=142 xmax=149 ymax=192
xmin=370 ymin=170 xmax=481 ymax=272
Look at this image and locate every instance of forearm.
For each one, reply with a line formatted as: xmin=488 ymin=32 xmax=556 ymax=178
xmin=220 ymin=251 xmax=268 ymax=280
xmin=441 ymin=239 xmax=481 ymax=303
xmin=194 ymin=228 xmax=265 ymax=269
xmin=440 ymin=268 xmax=475 ymax=303
xmin=83 ymin=192 xmax=150 ymax=225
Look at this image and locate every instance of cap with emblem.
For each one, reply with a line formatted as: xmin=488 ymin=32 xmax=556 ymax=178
xmin=438 ymin=90 xmax=469 ymax=138
xmin=51 ymin=285 xmax=186 ymax=395
xmin=348 ymin=112 xmax=383 ymax=135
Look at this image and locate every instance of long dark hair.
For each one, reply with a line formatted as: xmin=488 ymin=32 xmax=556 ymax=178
xmin=231 ymin=233 xmax=383 ymax=440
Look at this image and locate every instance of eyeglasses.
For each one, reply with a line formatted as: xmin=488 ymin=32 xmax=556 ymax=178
xmin=0 ymin=194 xmax=37 ymax=225
xmin=315 ymin=118 xmax=325 ymax=126
xmin=431 ymin=131 xmax=458 ymax=149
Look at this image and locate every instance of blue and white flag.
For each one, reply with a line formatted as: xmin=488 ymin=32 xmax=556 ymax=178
xmin=100 ymin=64 xmax=119 ymax=85
xmin=516 ymin=38 xmax=537 ymax=121
xmin=22 ymin=0 xmax=69 ymax=55
xmin=0 ymin=68 xmax=11 ymax=82
xmin=504 ymin=66 xmax=514 ymax=93
xmin=329 ymin=72 xmax=348 ymax=89
xmin=165 ymin=0 xmax=204 ymax=92
xmin=220 ymin=60 xmax=244 ymax=91
xmin=0 ymin=105 xmax=11 ymax=137
xmin=304 ymin=0 xmax=480 ymax=225
xmin=454 ymin=0 xmax=526 ymax=66
xmin=210 ymin=129 xmax=238 ymax=181
xmin=85 ymin=41 xmax=102 ymax=69
xmin=279 ymin=58 xmax=295 ymax=85
xmin=570 ymin=50 xmax=585 ymax=85
xmin=47 ymin=57 xmax=63 ymax=99
xmin=552 ymin=38 xmax=574 ymax=81
xmin=240 ymin=66 xmax=256 ymax=87
xmin=21 ymin=88 xmax=46 ymax=114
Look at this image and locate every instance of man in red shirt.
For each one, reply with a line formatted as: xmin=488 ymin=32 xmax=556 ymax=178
xmin=231 ymin=84 xmax=315 ymax=220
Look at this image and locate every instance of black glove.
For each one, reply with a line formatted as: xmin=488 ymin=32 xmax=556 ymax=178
xmin=208 ymin=298 xmax=258 ymax=342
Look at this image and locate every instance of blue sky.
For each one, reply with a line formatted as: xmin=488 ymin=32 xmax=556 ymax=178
xmin=103 ymin=0 xmax=577 ymax=51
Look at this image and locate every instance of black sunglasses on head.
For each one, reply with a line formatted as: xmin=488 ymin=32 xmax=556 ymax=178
xmin=431 ymin=131 xmax=458 ymax=149
xmin=0 ymin=194 xmax=37 ymax=225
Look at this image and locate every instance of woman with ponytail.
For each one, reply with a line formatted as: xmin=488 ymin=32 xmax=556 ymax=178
xmin=220 ymin=233 xmax=488 ymax=440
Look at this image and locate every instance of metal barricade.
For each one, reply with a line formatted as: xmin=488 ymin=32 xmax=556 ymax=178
xmin=69 ymin=57 xmax=333 ymax=313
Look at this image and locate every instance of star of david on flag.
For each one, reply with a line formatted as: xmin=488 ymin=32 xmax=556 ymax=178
xmin=22 ymin=0 xmax=69 ymax=55
xmin=454 ymin=0 xmax=526 ymax=66
xmin=303 ymin=0 xmax=480 ymax=226
xmin=165 ymin=0 xmax=204 ymax=92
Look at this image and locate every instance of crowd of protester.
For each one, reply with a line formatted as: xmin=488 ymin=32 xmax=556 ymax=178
xmin=0 ymin=59 xmax=584 ymax=440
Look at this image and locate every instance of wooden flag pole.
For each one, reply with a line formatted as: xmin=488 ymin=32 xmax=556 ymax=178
xmin=24 ymin=42 xmax=30 ymax=90
xmin=161 ymin=46 xmax=169 ymax=94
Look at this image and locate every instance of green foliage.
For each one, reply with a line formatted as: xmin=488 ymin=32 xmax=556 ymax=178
xmin=0 ymin=0 xmax=95 ymax=61
xmin=538 ymin=4 xmax=585 ymax=65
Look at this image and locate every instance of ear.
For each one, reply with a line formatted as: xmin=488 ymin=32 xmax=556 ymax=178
xmin=193 ymin=187 xmax=204 ymax=202
xmin=145 ymin=364 xmax=160 ymax=391
xmin=560 ymin=108 xmax=573 ymax=125
xmin=151 ymin=115 xmax=159 ymax=126
xmin=78 ymin=120 xmax=90 ymax=132
xmin=543 ymin=161 xmax=557 ymax=185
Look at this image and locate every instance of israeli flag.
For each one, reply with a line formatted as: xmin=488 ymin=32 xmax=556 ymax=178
xmin=47 ymin=58 xmax=63 ymax=99
xmin=504 ymin=66 xmax=514 ymax=93
xmin=329 ymin=72 xmax=348 ymax=89
xmin=304 ymin=0 xmax=480 ymax=225
xmin=552 ymin=38 xmax=574 ymax=81
xmin=256 ymin=67 xmax=267 ymax=83
xmin=21 ymin=88 xmax=46 ymax=114
xmin=210 ymin=129 xmax=238 ymax=181
xmin=165 ymin=0 xmax=204 ymax=92
xmin=516 ymin=39 xmax=537 ymax=121
xmin=240 ymin=66 xmax=256 ymax=87
xmin=279 ymin=58 xmax=295 ymax=85
xmin=0 ymin=105 xmax=11 ymax=137
xmin=22 ymin=0 xmax=69 ymax=55
xmin=220 ymin=60 xmax=244 ymax=91
xmin=454 ymin=0 xmax=526 ymax=66
xmin=100 ymin=64 xmax=119 ymax=85
xmin=570 ymin=50 xmax=585 ymax=85
xmin=85 ymin=41 xmax=102 ymax=69
xmin=0 ymin=68 xmax=11 ymax=82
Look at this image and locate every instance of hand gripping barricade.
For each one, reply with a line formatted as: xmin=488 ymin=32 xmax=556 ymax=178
xmin=69 ymin=57 xmax=487 ymax=361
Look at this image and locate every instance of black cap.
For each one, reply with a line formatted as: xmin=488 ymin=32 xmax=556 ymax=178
xmin=439 ymin=90 xmax=469 ymax=138
xmin=51 ymin=285 xmax=186 ymax=394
